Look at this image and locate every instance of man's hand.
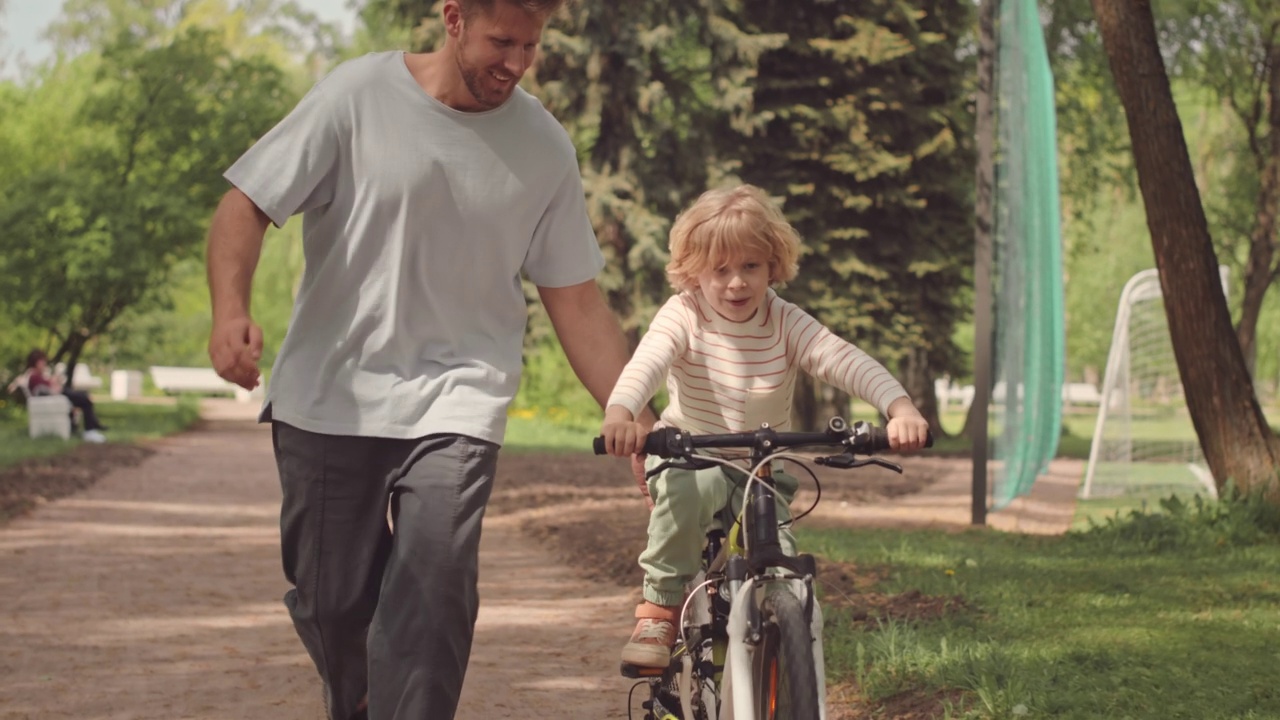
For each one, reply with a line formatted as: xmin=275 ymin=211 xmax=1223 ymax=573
xmin=209 ymin=316 xmax=264 ymax=390
xmin=632 ymin=454 xmax=653 ymax=511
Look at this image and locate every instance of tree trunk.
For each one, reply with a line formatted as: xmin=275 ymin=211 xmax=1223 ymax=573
xmin=792 ymin=373 xmax=819 ymax=432
xmin=901 ymin=347 xmax=946 ymax=437
xmin=1092 ymin=0 xmax=1280 ymax=500
xmin=1235 ymin=38 xmax=1280 ymax=380
xmin=963 ymin=0 xmax=997 ymax=452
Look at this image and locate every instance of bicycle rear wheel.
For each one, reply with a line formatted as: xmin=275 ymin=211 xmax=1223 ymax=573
xmin=752 ymin=589 xmax=820 ymax=720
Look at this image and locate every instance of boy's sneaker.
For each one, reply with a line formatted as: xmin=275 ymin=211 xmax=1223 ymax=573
xmin=83 ymin=429 xmax=106 ymax=444
xmin=621 ymin=602 xmax=679 ymax=668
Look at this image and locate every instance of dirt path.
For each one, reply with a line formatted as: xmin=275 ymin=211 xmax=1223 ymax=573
xmin=0 ymin=401 xmax=1081 ymax=719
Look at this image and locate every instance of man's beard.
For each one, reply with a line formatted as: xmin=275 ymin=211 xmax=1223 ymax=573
xmin=455 ymin=44 xmax=508 ymax=110
xmin=458 ymin=64 xmax=503 ymax=109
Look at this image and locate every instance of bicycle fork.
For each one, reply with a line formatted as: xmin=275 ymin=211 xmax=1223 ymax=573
xmin=720 ymin=576 xmax=827 ymax=720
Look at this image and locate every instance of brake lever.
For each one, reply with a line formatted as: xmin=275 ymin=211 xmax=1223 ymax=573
xmin=814 ymin=453 xmax=904 ymax=474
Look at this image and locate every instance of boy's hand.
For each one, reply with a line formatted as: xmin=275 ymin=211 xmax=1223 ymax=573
xmin=600 ymin=405 xmax=649 ymax=456
xmin=885 ymin=398 xmax=931 ymax=452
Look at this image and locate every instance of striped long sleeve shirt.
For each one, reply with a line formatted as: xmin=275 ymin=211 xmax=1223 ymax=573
xmin=607 ymin=290 xmax=910 ymax=434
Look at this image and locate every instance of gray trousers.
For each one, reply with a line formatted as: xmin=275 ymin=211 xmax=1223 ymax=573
xmin=272 ymin=422 xmax=500 ymax=720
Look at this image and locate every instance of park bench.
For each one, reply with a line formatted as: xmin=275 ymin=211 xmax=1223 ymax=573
xmin=6 ymin=372 xmax=74 ymax=440
xmin=1062 ymin=382 xmax=1102 ymax=406
xmin=53 ymin=362 xmax=103 ymax=391
xmin=148 ymin=366 xmax=260 ymax=403
xmin=934 ymin=378 xmax=976 ymax=410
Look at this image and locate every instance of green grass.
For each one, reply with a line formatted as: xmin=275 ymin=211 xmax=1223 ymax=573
xmin=503 ymin=411 xmax=599 ymax=453
xmin=803 ymin=502 xmax=1280 ymax=719
xmin=0 ymin=398 xmax=202 ymax=469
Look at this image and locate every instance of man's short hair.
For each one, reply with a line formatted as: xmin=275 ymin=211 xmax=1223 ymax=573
xmin=458 ymin=0 xmax=565 ymax=19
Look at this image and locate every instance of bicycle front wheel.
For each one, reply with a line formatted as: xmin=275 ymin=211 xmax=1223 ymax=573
xmin=752 ymin=588 xmax=820 ymax=720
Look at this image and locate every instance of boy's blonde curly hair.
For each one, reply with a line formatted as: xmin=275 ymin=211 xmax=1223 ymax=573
xmin=665 ymin=184 xmax=802 ymax=293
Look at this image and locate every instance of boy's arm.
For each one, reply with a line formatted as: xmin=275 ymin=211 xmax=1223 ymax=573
xmin=786 ymin=304 xmax=929 ymax=449
xmin=787 ymin=305 xmax=908 ymax=415
xmin=538 ymin=280 xmax=658 ymax=428
xmin=604 ymin=297 xmax=685 ymax=421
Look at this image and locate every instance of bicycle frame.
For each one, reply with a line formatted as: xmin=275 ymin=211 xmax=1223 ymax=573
xmin=605 ymin=418 xmax=916 ymax=720
xmin=690 ymin=450 xmax=827 ymax=720
xmin=631 ymin=446 xmax=825 ymax=720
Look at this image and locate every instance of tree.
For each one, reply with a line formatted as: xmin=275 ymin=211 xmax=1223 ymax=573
xmin=1091 ymin=0 xmax=1280 ymax=498
xmin=1170 ymin=1 xmax=1280 ymax=378
xmin=48 ymin=0 xmax=342 ymax=81
xmin=0 ymin=29 xmax=290 ymax=385
xmin=1048 ymin=0 xmax=1280 ymax=385
xmin=735 ymin=0 xmax=975 ymax=432
xmin=532 ymin=2 xmax=785 ymax=345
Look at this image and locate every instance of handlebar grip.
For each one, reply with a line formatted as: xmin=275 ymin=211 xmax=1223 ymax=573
xmin=592 ymin=429 xmax=682 ymax=456
xmin=866 ymin=426 xmax=890 ymax=453
xmin=862 ymin=427 xmax=935 ymax=453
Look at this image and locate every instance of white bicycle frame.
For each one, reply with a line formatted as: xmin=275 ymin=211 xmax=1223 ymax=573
xmin=663 ymin=450 xmax=833 ymax=720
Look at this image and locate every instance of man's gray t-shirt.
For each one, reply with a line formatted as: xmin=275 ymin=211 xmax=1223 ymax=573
xmin=224 ymin=51 xmax=604 ymax=444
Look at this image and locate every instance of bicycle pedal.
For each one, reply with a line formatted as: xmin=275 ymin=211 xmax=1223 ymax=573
xmin=620 ymin=662 xmax=666 ymax=679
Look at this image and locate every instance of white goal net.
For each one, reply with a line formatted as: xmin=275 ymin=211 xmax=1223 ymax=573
xmin=1080 ymin=267 xmax=1229 ymax=500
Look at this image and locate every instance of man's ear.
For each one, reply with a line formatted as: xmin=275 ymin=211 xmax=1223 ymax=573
xmin=442 ymin=0 xmax=465 ymax=39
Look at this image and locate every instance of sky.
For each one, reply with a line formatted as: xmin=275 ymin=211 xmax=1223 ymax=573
xmin=0 ymin=0 xmax=359 ymax=77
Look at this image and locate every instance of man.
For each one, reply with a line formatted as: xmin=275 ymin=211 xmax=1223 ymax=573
xmin=205 ymin=1 xmax=651 ymax=717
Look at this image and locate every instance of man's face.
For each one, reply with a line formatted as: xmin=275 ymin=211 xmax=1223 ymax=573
xmin=450 ymin=1 xmax=546 ymax=110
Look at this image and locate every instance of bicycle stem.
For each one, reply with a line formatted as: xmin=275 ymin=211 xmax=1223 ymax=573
xmin=743 ymin=458 xmax=817 ymax=578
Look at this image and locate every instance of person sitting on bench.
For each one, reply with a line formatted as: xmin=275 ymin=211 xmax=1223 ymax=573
xmin=16 ymin=349 xmax=107 ymax=443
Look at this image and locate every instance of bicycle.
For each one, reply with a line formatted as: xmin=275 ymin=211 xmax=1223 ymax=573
xmin=594 ymin=416 xmax=930 ymax=720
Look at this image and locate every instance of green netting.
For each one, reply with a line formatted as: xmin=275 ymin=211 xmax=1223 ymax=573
xmin=991 ymin=0 xmax=1065 ymax=509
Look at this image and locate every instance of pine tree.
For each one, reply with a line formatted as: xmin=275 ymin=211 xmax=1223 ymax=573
xmin=529 ymin=1 xmax=785 ymax=343
xmin=735 ymin=0 xmax=975 ymax=430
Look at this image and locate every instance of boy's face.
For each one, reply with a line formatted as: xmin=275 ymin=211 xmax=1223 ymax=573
xmin=696 ymin=251 xmax=771 ymax=322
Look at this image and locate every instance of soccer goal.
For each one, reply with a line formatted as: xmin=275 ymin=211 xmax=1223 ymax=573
xmin=1080 ymin=267 xmax=1229 ymax=500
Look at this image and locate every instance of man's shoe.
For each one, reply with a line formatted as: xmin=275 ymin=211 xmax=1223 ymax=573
xmin=83 ymin=429 xmax=106 ymax=444
xmin=620 ymin=602 xmax=679 ymax=668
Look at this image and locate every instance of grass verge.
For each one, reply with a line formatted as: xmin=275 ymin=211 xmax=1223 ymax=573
xmin=804 ymin=495 xmax=1280 ymax=719
xmin=0 ymin=398 xmax=202 ymax=469
xmin=503 ymin=411 xmax=599 ymax=453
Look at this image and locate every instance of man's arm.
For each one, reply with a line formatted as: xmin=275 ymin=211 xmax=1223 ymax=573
xmin=206 ymin=188 xmax=272 ymax=390
xmin=538 ymin=280 xmax=658 ymax=428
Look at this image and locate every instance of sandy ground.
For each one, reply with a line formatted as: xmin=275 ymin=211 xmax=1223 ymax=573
xmin=0 ymin=400 xmax=1081 ymax=719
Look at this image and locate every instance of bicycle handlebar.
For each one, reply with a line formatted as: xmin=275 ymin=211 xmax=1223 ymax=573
xmin=592 ymin=418 xmax=933 ymax=458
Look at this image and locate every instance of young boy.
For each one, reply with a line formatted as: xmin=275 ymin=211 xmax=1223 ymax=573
xmin=599 ymin=184 xmax=931 ymax=668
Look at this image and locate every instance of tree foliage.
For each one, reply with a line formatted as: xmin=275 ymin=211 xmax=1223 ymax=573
xmin=1050 ymin=0 xmax=1280 ymax=385
xmin=735 ymin=0 xmax=975 ymax=430
xmin=1169 ymin=1 xmax=1280 ymax=376
xmin=0 ymin=28 xmax=290 ymax=383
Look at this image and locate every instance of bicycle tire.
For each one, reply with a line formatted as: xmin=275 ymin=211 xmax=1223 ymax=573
xmin=752 ymin=588 xmax=820 ymax=720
